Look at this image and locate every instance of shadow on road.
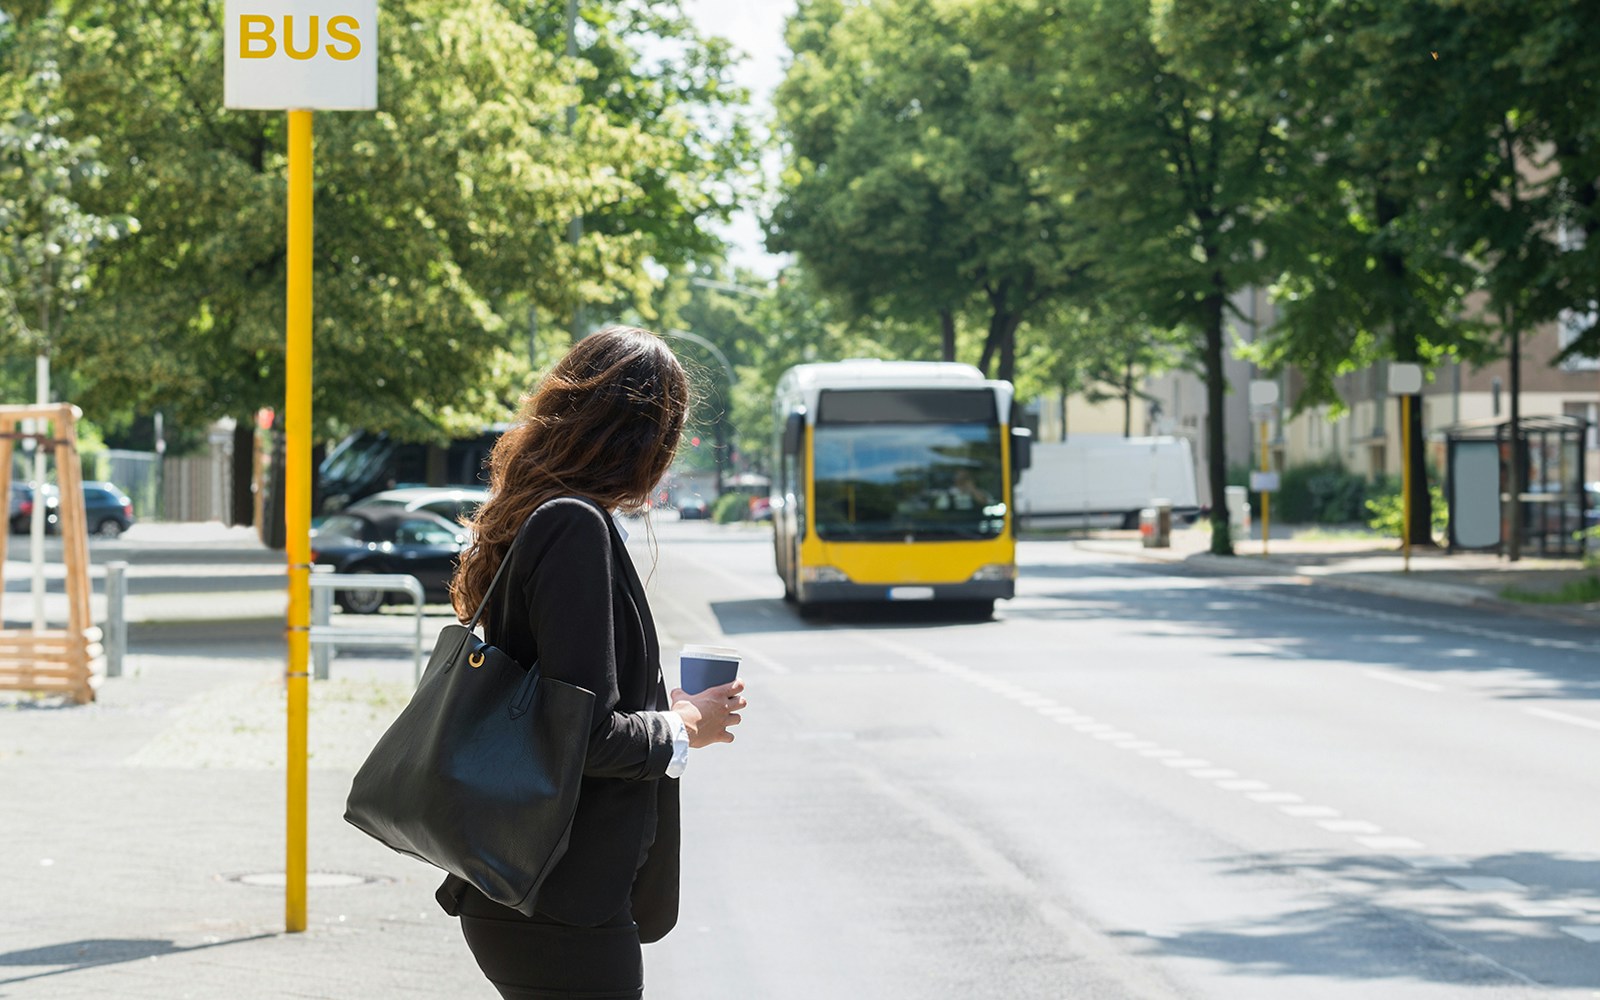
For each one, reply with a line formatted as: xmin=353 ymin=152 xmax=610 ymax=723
xmin=1118 ymin=850 xmax=1600 ymax=989
xmin=709 ymin=597 xmax=998 ymax=636
xmin=0 ymin=934 xmax=275 ymax=990
xmin=1007 ymin=555 xmax=1600 ymax=704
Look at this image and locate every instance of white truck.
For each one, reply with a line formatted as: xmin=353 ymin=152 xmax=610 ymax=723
xmin=1015 ymin=435 xmax=1200 ymax=529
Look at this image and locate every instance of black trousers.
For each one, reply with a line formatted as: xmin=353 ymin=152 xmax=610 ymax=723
xmin=458 ymin=888 xmax=644 ymax=1000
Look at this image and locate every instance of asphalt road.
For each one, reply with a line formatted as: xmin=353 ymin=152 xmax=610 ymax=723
xmin=10 ymin=518 xmax=1598 ymax=998
xmin=636 ymin=519 xmax=1600 ymax=1000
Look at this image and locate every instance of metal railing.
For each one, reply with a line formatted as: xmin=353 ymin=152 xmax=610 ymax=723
xmin=309 ymin=567 xmax=426 ymax=684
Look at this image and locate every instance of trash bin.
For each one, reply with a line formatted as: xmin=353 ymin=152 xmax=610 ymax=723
xmin=1225 ymin=485 xmax=1251 ymax=539
xmin=1140 ymin=498 xmax=1172 ymax=548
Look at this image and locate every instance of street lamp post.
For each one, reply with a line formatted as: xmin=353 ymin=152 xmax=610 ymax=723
xmin=663 ymin=328 xmax=735 ymax=498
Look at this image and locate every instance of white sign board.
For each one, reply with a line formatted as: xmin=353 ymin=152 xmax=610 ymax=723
xmin=1387 ymin=362 xmax=1423 ymax=395
xmin=225 ymin=0 xmax=378 ymax=110
xmin=1250 ymin=471 xmax=1281 ymax=493
xmin=1247 ymin=379 xmax=1280 ymax=408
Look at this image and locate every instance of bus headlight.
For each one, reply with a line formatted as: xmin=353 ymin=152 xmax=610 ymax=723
xmin=801 ymin=565 xmax=850 ymax=584
xmin=970 ymin=563 xmax=1016 ymax=582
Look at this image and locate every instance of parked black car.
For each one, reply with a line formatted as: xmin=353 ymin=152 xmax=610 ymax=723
xmin=8 ymin=482 xmax=134 ymax=537
xmin=346 ymin=486 xmax=490 ymax=528
xmin=83 ymin=482 xmax=136 ymax=537
xmin=8 ymin=482 xmax=135 ymax=537
xmin=8 ymin=483 xmax=34 ymax=533
xmin=311 ymin=507 xmax=468 ymax=614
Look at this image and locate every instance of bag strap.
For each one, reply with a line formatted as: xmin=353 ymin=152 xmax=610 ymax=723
xmin=465 ymin=539 xmax=515 ymax=631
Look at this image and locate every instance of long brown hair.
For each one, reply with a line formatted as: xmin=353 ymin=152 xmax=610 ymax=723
xmin=450 ymin=326 xmax=689 ymax=621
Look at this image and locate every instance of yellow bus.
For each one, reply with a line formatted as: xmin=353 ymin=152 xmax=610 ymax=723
xmin=771 ymin=360 xmax=1032 ymax=617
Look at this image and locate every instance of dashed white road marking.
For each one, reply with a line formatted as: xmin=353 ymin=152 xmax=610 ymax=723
xmin=1363 ymin=669 xmax=1443 ymax=693
xmin=851 ymin=629 xmax=1600 ymax=948
xmin=1281 ymin=805 xmax=1341 ymax=818
xmin=1401 ymin=855 xmax=1472 ymax=871
xmin=1318 ymin=820 xmax=1383 ymax=834
xmin=1248 ymin=791 xmax=1303 ymax=804
xmin=1524 ymin=707 xmax=1600 ymax=732
xmin=1357 ymin=836 xmax=1426 ymax=850
xmin=1446 ymin=876 xmax=1527 ymax=892
xmin=1247 ymin=587 xmax=1600 ymax=655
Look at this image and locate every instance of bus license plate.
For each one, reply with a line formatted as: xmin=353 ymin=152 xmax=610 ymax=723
xmin=887 ymin=587 xmax=935 ymax=601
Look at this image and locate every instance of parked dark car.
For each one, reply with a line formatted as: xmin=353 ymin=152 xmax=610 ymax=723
xmin=346 ymin=486 xmax=489 ymax=528
xmin=311 ymin=507 xmax=468 ymax=614
xmin=8 ymin=481 xmax=133 ymax=537
xmin=83 ymin=482 xmax=136 ymax=537
xmin=8 ymin=483 xmax=34 ymax=533
xmin=677 ymin=496 xmax=709 ymax=520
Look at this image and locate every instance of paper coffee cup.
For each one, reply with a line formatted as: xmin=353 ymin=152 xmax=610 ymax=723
xmin=678 ymin=644 xmax=740 ymax=695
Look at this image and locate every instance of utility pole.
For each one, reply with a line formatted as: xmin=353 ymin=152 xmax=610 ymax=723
xmin=565 ymin=0 xmax=584 ymax=342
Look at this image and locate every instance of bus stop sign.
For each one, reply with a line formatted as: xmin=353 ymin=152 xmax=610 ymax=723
xmin=225 ymin=0 xmax=378 ymax=110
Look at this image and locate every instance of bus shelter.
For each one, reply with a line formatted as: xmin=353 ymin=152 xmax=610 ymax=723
xmin=1438 ymin=415 xmax=1589 ymax=558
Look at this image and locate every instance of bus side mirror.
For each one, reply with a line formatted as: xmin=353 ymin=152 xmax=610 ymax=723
xmin=1011 ymin=426 xmax=1032 ymax=483
xmin=783 ymin=410 xmax=805 ymax=456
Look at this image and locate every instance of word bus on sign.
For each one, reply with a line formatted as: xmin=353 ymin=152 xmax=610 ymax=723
xmin=225 ymin=0 xmax=378 ymax=111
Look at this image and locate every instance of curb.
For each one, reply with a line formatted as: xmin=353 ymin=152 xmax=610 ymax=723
xmin=1072 ymin=540 xmax=1600 ymax=630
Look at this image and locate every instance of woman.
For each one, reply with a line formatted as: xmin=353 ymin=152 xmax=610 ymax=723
xmin=443 ymin=326 xmax=747 ymax=999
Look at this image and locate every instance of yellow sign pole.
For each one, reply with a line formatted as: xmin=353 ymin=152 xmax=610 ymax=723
xmin=1259 ymin=419 xmax=1271 ymax=557
xmin=285 ymin=108 xmax=314 ymax=934
xmin=1401 ymin=393 xmax=1413 ymax=573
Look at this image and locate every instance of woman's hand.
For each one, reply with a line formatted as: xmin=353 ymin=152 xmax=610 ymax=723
xmin=671 ymin=679 xmax=747 ymax=748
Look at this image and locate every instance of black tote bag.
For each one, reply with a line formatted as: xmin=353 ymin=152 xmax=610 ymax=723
xmin=345 ymin=544 xmax=595 ymax=916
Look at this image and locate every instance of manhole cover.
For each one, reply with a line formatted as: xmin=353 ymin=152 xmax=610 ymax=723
xmin=222 ymin=871 xmax=390 ymax=889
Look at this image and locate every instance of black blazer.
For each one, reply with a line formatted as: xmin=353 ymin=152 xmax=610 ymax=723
xmin=439 ymin=497 xmax=681 ymax=941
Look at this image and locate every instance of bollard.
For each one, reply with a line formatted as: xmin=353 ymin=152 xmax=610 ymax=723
xmin=312 ymin=565 xmax=333 ymax=681
xmin=104 ymin=561 xmax=129 ymax=678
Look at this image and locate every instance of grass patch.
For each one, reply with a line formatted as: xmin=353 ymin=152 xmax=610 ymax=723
xmin=1500 ymin=575 xmax=1600 ymax=605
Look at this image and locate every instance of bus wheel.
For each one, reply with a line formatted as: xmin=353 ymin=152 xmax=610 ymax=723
xmin=782 ymin=577 xmax=797 ymax=603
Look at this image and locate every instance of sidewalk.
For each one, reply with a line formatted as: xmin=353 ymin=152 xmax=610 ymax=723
xmin=1070 ymin=525 xmax=1600 ymax=629
xmin=0 ymin=641 xmax=487 ymax=999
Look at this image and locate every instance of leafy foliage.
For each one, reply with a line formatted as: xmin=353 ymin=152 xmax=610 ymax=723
xmin=768 ymin=0 xmax=1091 ymax=383
xmin=0 ymin=17 xmax=136 ymax=390
xmin=0 ymin=0 xmax=752 ymax=443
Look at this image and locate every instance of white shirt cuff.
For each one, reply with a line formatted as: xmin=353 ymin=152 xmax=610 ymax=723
xmin=658 ymin=710 xmax=690 ymax=778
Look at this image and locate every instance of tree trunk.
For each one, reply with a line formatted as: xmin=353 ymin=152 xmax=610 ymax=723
xmin=1122 ymin=356 xmax=1134 ymax=437
xmin=939 ymin=308 xmax=956 ymax=363
xmin=1203 ymin=284 xmax=1232 ymax=555
xmin=997 ymin=313 xmax=1019 ymax=385
xmin=230 ymin=418 xmax=255 ymax=527
xmin=978 ymin=280 xmax=1011 ymax=377
xmin=1378 ymin=190 xmax=1436 ymax=548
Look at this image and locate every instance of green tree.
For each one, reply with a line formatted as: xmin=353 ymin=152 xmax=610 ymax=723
xmin=1248 ymin=0 xmax=1600 ymax=548
xmin=1243 ymin=0 xmax=1492 ymax=546
xmin=1024 ymin=0 xmax=1316 ymax=554
xmin=768 ymin=0 xmax=1091 ymax=384
xmin=6 ymin=0 xmax=752 ymax=446
xmin=0 ymin=17 xmax=135 ymax=406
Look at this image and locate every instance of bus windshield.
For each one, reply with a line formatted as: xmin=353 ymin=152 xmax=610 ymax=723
xmin=812 ymin=423 xmax=1006 ymax=541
